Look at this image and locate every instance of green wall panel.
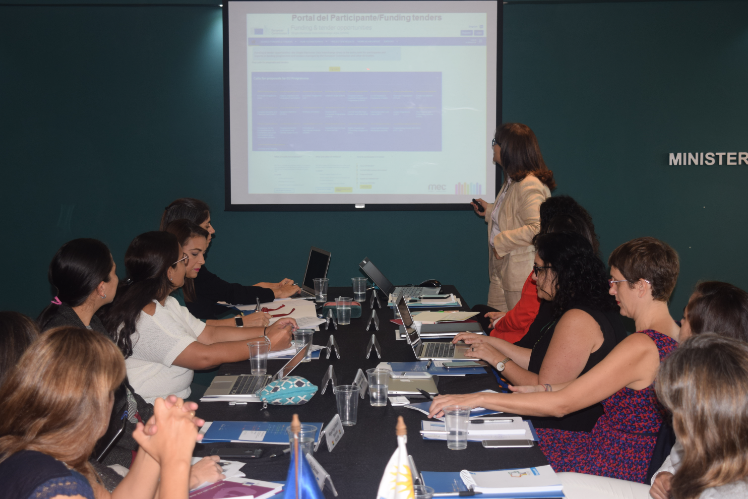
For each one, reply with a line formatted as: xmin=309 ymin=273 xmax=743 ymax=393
xmin=2 ymin=1 xmax=747 ymax=328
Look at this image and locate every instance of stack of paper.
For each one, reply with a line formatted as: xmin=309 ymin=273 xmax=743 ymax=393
xmin=419 ymin=417 xmax=539 ymax=442
xmin=388 ymin=294 xmax=462 ymax=308
xmin=412 ymin=311 xmax=478 ymax=323
xmin=269 ymin=344 xmax=324 ymax=359
xmin=379 ymin=361 xmax=487 ymax=377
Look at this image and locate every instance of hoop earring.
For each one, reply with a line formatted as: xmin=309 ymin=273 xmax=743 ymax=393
xmin=101 ymin=293 xmax=107 ymax=299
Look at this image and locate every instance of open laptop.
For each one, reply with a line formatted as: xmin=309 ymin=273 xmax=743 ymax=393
xmin=201 ymin=343 xmax=310 ymax=402
xmin=397 ymin=296 xmax=471 ymax=360
xmin=359 ymin=257 xmax=441 ymax=299
xmin=293 ymin=247 xmax=331 ymax=298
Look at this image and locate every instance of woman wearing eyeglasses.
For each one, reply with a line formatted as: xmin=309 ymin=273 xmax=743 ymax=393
xmin=160 ymin=198 xmax=300 ymax=320
xmin=430 ymin=237 xmax=680 ymax=484
xmin=103 ymin=232 xmax=295 ymax=404
xmin=454 ymin=231 xmax=627 ymax=433
xmin=471 ymin=123 xmax=555 ymax=312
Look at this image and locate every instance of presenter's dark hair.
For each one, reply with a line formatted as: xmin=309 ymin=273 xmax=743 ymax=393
xmin=608 ymin=237 xmax=679 ymax=301
xmin=0 ymin=312 xmax=40 ymax=389
xmin=103 ymin=231 xmax=180 ymax=357
xmin=686 ymin=282 xmax=748 ymax=341
xmin=0 ymin=326 xmax=126 ymax=485
xmin=495 ymin=123 xmax=556 ymax=190
xmin=656 ymin=333 xmax=748 ymax=499
xmin=164 ymin=219 xmax=210 ymax=302
xmin=534 ymin=232 xmax=615 ymax=318
xmin=37 ymin=238 xmax=114 ymax=329
xmin=160 ymin=198 xmax=211 ymax=230
xmin=538 ymin=196 xmax=599 ymax=255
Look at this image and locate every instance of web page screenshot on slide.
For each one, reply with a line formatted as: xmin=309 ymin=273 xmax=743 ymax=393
xmin=228 ymin=2 xmax=499 ymax=207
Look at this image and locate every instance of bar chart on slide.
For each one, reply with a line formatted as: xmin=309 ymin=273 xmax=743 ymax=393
xmin=455 ymin=183 xmax=482 ymax=195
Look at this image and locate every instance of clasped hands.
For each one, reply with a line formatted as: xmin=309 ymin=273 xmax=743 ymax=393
xmin=133 ymin=395 xmax=203 ymax=466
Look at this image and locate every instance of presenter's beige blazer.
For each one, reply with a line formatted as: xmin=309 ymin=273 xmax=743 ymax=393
xmin=484 ymin=174 xmax=551 ymax=302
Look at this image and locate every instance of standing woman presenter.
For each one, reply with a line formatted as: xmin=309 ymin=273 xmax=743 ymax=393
xmin=473 ymin=123 xmax=555 ymax=311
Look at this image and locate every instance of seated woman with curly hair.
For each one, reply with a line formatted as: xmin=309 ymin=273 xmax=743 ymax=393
xmin=452 ymin=230 xmax=627 ymax=432
xmin=431 ymin=237 xmax=681 ymax=483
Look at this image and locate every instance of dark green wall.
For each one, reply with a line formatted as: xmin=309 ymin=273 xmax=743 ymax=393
xmin=2 ymin=1 xmax=747 ymax=326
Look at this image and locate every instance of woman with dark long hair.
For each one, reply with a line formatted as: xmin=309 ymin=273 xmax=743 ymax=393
xmin=455 ymin=231 xmax=626 ymax=432
xmin=37 ymin=238 xmax=223 ymax=491
xmin=103 ymin=231 xmax=295 ymax=404
xmin=476 ymin=195 xmax=600 ymax=343
xmin=0 ymin=326 xmax=201 ymax=499
xmin=164 ymin=219 xmax=271 ymax=327
xmin=431 ymin=237 xmax=681 ymax=484
xmin=159 ymin=198 xmax=299 ymax=320
xmin=472 ymin=123 xmax=555 ymax=312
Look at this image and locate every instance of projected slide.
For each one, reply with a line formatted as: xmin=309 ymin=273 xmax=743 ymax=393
xmin=227 ymin=1 xmax=499 ymax=207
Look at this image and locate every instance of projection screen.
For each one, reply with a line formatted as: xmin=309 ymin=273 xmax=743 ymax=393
xmin=226 ymin=1 xmax=501 ymax=211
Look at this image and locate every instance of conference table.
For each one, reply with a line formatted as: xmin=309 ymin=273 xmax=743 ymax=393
xmin=193 ymin=286 xmax=549 ymax=497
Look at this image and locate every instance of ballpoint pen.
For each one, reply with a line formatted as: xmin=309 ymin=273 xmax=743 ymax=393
xmin=417 ymin=388 xmax=434 ymax=400
xmin=426 ymin=359 xmax=433 ymax=370
xmin=432 ymin=492 xmax=482 ymax=497
xmin=268 ymin=447 xmax=291 ymax=459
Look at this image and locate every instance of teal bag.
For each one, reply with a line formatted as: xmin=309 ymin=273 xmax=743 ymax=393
xmin=259 ymin=376 xmax=318 ymax=405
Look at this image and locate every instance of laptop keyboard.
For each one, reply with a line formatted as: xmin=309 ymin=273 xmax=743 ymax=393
xmin=229 ymin=375 xmax=267 ymax=395
xmin=422 ymin=342 xmax=455 ymax=358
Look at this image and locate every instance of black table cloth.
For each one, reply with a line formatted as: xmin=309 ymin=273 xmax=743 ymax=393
xmin=194 ymin=286 xmax=548 ymax=497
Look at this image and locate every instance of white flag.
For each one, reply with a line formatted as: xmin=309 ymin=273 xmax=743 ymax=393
xmin=377 ymin=435 xmax=415 ymax=499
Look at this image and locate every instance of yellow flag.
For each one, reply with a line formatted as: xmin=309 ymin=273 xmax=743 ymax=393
xmin=377 ymin=435 xmax=415 ymax=499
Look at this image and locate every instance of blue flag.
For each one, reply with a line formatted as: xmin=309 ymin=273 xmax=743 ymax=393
xmin=283 ymin=444 xmax=324 ymax=499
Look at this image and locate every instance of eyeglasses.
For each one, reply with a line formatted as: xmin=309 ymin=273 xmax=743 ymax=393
xmin=608 ymin=278 xmax=652 ymax=287
xmin=172 ymin=253 xmax=189 ymax=268
xmin=533 ymin=264 xmax=552 ymax=276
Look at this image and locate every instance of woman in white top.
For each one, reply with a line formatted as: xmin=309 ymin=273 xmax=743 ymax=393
xmin=104 ymin=231 xmax=295 ymax=403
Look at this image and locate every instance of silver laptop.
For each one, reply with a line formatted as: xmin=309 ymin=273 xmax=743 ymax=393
xmin=359 ymin=257 xmax=441 ymax=299
xmin=202 ymin=343 xmax=310 ymax=401
xmin=293 ymin=247 xmax=331 ymax=298
xmin=397 ymin=296 xmax=470 ymax=360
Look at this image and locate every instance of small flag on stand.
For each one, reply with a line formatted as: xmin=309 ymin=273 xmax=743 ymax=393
xmin=284 ymin=414 xmax=324 ymax=499
xmin=377 ymin=416 xmax=415 ymax=499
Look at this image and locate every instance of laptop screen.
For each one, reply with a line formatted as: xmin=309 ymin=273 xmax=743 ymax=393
xmin=358 ymin=257 xmax=395 ymax=295
xmin=302 ymin=247 xmax=331 ymax=291
xmin=274 ymin=342 xmax=311 ymax=381
xmin=396 ymin=296 xmax=421 ymax=346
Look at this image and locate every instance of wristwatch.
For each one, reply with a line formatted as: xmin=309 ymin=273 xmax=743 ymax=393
xmin=235 ymin=316 xmax=244 ymax=327
xmin=496 ymin=357 xmax=512 ymax=372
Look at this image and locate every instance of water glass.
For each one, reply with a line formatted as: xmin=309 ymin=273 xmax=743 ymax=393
xmin=246 ymin=337 xmax=271 ymax=375
xmin=335 ymin=385 xmax=360 ymax=426
xmin=313 ymin=277 xmax=329 ymax=303
xmin=366 ymin=368 xmax=389 ymax=407
xmin=414 ymin=485 xmax=435 ymax=499
xmin=444 ymin=405 xmax=470 ymax=450
xmin=351 ymin=277 xmax=367 ymax=302
xmin=286 ymin=424 xmax=317 ymax=457
xmin=293 ymin=329 xmax=314 ymax=362
xmin=336 ymin=297 xmax=352 ymax=325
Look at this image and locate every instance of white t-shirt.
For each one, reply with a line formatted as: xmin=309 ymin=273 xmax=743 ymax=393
xmin=125 ymin=296 xmax=206 ymax=404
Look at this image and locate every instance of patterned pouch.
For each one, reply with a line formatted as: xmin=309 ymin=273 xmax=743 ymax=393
xmin=260 ymin=376 xmax=318 ymax=405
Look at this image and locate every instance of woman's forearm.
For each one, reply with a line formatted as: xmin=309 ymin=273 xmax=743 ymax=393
xmin=485 ymin=337 xmax=531 ymax=369
xmin=198 ymin=325 xmax=265 ymax=344
xmin=111 ymin=448 xmax=161 ymax=499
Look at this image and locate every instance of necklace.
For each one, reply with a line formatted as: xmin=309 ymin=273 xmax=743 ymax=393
xmin=533 ymin=319 xmax=558 ymax=349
